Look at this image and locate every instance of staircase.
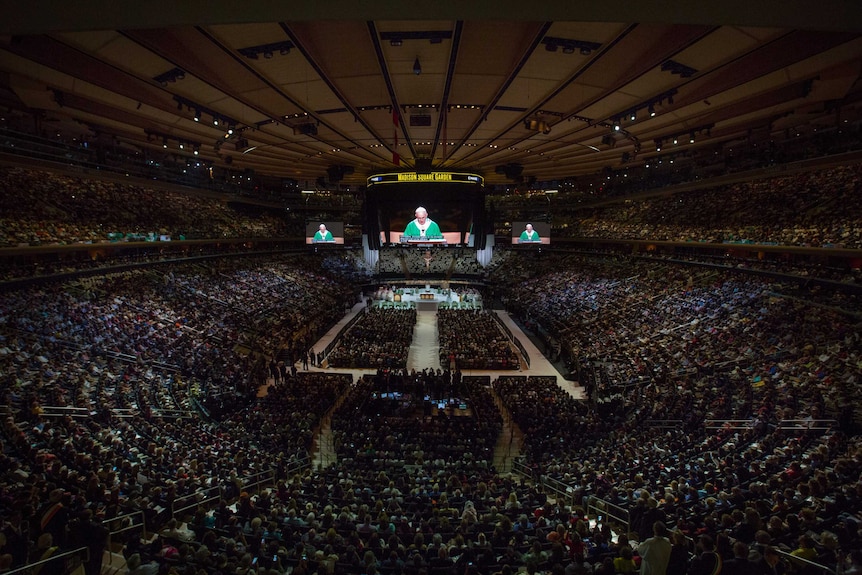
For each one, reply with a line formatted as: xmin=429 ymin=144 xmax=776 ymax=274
xmin=309 ymin=385 xmax=352 ymax=469
xmin=490 ymin=387 xmax=525 ymax=473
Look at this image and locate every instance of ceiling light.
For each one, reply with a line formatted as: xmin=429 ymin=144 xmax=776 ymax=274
xmin=194 ymin=109 xmax=201 ymax=122
xmin=213 ymin=117 xmax=219 ymax=126
xmin=413 ymin=57 xmax=421 ymax=75
xmin=629 ymin=111 xmax=636 ymax=121
xmin=690 ymin=132 xmax=695 ymax=143
xmin=648 ymin=104 xmax=656 ymax=117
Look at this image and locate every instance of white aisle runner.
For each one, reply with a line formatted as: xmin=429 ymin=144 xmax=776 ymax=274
xmin=406 ymin=310 xmax=442 ymax=372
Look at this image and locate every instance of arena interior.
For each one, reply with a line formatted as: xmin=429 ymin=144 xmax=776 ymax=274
xmin=1 ymin=3 xmax=862 ymax=575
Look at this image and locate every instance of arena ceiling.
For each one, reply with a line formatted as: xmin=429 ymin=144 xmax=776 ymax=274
xmin=1 ymin=1 xmax=861 ymax=188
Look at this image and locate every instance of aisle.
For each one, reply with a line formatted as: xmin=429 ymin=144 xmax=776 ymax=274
xmin=406 ymin=310 xmax=442 ymax=372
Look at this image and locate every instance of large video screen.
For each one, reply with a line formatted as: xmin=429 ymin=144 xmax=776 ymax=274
xmin=511 ymin=221 xmax=550 ymax=245
xmin=365 ymin=172 xmax=486 ymax=249
xmin=305 ymin=221 xmax=345 ymax=244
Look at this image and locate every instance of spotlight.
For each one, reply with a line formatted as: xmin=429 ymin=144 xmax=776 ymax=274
xmin=648 ymin=104 xmax=656 ymax=117
xmin=193 ymin=146 xmax=199 ymax=155
xmin=162 ymin=137 xmax=168 ymax=149
xmin=213 ymin=117 xmax=220 ymax=126
xmin=194 ymin=109 xmax=201 ymax=122
xmin=690 ymin=132 xmax=695 ymax=143
xmin=655 ymin=140 xmax=662 ymax=152
xmin=673 ymin=137 xmax=678 ymax=145
xmin=629 ymin=110 xmax=636 ymax=122
xmin=179 ymin=142 xmax=184 ymax=149
xmin=413 ymin=57 xmax=421 ymax=75
xmin=390 ymin=38 xmax=403 ymax=47
xmin=228 ymin=125 xmax=235 ymax=135
xmin=613 ymin=121 xmax=620 ymax=131
xmin=264 ymin=50 xmax=273 ymax=59
xmin=562 ymin=45 xmax=575 ymax=54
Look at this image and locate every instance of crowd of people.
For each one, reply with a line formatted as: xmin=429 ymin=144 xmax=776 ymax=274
xmin=0 ymin=245 xmax=860 ymax=575
xmin=490 ymin=253 xmax=862 ymax=571
xmin=331 ymin=371 xmax=501 ymax=473
xmin=564 ymin=164 xmax=862 ymax=248
xmin=327 ymin=309 xmax=417 ymax=369
xmin=0 ymin=167 xmax=297 ymax=247
xmin=437 ymin=310 xmax=521 ymax=371
xmin=1 ymin=149 xmax=862 ymax=575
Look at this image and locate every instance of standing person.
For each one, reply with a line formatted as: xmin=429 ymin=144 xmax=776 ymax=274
xmin=68 ymin=509 xmax=109 ymax=575
xmin=687 ymin=535 xmax=722 ymax=575
xmin=403 ymin=207 xmax=442 ymax=239
xmin=519 ymin=223 xmax=541 ymax=243
xmin=637 ymin=521 xmax=672 ymax=575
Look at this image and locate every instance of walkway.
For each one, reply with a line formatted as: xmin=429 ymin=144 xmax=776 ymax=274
xmin=407 ymin=309 xmax=442 ymax=372
xmin=280 ymin=302 xmax=587 ymax=468
xmin=491 ymin=387 xmax=525 ymax=473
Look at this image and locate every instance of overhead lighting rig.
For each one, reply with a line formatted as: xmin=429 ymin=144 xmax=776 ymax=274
xmin=541 ymin=36 xmax=602 ymax=55
xmin=153 ymin=67 xmax=186 ymax=86
xmin=524 ymin=116 xmax=551 ymax=134
xmin=173 ymin=96 xmax=243 ymax=138
xmin=661 ymin=59 xmax=698 ymax=78
xmin=238 ymin=41 xmax=295 ymax=59
xmin=145 ymin=130 xmax=201 ymax=155
xmin=654 ymin=123 xmax=714 ymax=151
xmin=380 ymin=30 xmax=454 ymax=45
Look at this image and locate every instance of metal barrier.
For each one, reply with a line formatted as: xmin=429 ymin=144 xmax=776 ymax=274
xmin=241 ymin=468 xmax=277 ymax=493
xmin=540 ymin=474 xmax=578 ymax=507
xmin=39 ymin=405 xmax=91 ymax=418
xmin=174 ymin=458 xmax=312 ymax=520
xmin=705 ymin=418 xmax=836 ymax=431
xmin=775 ymin=547 xmax=837 ymax=575
xmin=777 ymin=419 xmax=836 ymax=431
xmin=643 ymin=419 xmax=683 ymax=429
xmin=586 ymin=495 xmax=630 ymax=533
xmin=704 ymin=419 xmax=759 ymax=430
xmin=5 ymin=546 xmax=89 ymax=575
xmin=106 ymin=510 xmax=146 ymax=537
xmin=171 ymin=485 xmax=223 ymax=519
xmin=148 ymin=408 xmax=195 ymax=419
xmin=511 ymin=457 xmax=534 ymax=481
